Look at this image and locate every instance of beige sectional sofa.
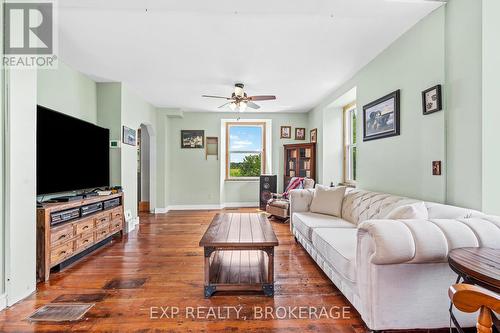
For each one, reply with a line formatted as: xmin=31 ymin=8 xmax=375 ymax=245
xmin=289 ymin=187 xmax=500 ymax=330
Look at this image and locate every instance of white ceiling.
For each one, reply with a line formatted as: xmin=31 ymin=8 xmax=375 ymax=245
xmin=57 ymin=0 xmax=443 ymax=113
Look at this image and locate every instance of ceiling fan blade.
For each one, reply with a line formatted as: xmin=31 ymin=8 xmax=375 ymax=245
xmin=202 ymin=95 xmax=231 ymax=100
xmin=218 ymin=102 xmax=231 ymax=108
xmin=247 ymin=101 xmax=260 ymax=109
xmin=248 ymin=95 xmax=276 ymax=101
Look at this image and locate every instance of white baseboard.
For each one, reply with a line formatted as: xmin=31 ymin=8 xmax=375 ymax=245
xmin=0 ymin=293 xmax=7 ymax=311
xmin=126 ymin=216 xmax=139 ymax=233
xmin=154 ymin=202 xmax=260 ymax=212
xmin=223 ymin=202 xmax=259 ymax=208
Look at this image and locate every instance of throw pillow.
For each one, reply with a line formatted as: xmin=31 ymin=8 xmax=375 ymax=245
xmin=384 ymin=202 xmax=429 ymax=220
xmin=310 ymin=185 xmax=347 ymax=217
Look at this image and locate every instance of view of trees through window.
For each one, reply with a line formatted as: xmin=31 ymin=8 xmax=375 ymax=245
xmin=227 ymin=123 xmax=265 ymax=178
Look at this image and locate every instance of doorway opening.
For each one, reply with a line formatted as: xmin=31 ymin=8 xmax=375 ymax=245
xmin=138 ymin=124 xmax=151 ymax=213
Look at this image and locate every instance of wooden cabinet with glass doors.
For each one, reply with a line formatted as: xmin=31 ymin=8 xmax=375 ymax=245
xmin=283 ymin=143 xmax=316 ymax=192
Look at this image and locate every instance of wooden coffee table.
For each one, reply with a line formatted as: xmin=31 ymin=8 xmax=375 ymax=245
xmin=199 ymin=213 xmax=279 ymax=298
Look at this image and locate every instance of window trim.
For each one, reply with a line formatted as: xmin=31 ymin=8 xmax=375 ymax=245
xmin=343 ymin=102 xmax=357 ymax=185
xmin=225 ymin=122 xmax=267 ymax=181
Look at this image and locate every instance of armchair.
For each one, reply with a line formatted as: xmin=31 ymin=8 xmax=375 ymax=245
xmin=266 ymin=177 xmax=315 ymax=223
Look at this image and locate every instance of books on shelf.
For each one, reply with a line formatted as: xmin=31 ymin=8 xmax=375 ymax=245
xmin=306 ymin=170 xmax=311 ymax=178
xmin=305 ymin=149 xmax=311 ymax=158
xmin=289 ymin=170 xmax=295 ymax=177
xmin=290 ymin=150 xmax=297 ymax=159
xmin=304 ymin=160 xmax=311 ymax=170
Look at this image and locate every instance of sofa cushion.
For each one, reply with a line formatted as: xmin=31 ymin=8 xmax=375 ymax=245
xmin=384 ymin=202 xmax=429 ymax=220
xmin=310 ymin=185 xmax=346 ymax=217
xmin=293 ymin=212 xmax=355 ymax=241
xmin=311 ymin=228 xmax=358 ymax=282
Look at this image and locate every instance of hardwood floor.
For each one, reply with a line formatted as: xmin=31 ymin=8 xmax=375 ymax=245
xmin=0 ymin=208 xmax=412 ymax=332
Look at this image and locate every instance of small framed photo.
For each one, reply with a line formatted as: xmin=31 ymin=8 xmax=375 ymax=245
xmin=122 ymin=126 xmax=136 ymax=146
xmin=422 ymin=85 xmax=442 ymax=115
xmin=295 ymin=128 xmax=306 ymax=140
xmin=280 ymin=126 xmax=291 ymax=139
xmin=181 ymin=130 xmax=204 ymax=148
xmin=310 ymin=128 xmax=317 ymax=143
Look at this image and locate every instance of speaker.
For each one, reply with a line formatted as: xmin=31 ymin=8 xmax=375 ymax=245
xmin=260 ymin=175 xmax=277 ymax=210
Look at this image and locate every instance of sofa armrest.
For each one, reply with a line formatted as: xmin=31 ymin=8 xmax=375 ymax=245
xmin=357 ymin=217 xmax=500 ymax=265
xmin=358 ymin=220 xmax=448 ymax=265
xmin=289 ymin=189 xmax=314 ymax=229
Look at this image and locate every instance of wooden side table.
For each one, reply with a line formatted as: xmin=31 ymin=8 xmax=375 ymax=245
xmin=448 ymin=247 xmax=500 ymax=333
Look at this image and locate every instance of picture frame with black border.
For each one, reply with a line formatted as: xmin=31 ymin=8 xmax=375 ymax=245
xmin=422 ymin=84 xmax=442 ymax=115
xmin=363 ymin=90 xmax=400 ymax=141
xmin=181 ymin=130 xmax=205 ymax=149
xmin=122 ymin=126 xmax=136 ymax=146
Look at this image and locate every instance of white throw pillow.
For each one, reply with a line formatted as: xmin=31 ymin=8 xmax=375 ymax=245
xmin=384 ymin=202 xmax=429 ymax=220
xmin=310 ymin=185 xmax=347 ymax=217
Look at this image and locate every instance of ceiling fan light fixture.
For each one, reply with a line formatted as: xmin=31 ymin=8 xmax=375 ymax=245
xmin=229 ymin=102 xmax=237 ymax=111
xmin=239 ymin=101 xmax=247 ymax=112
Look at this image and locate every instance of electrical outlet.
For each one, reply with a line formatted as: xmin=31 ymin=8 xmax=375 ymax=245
xmin=432 ymin=161 xmax=442 ymax=176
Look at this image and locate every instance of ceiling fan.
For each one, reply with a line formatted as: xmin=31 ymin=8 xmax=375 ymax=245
xmin=202 ymin=83 xmax=276 ymax=112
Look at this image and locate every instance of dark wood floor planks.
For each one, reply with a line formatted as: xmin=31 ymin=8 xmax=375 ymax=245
xmin=0 ymin=208 xmax=448 ymax=332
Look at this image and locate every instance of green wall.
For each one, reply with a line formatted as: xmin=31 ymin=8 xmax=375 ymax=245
xmin=482 ymin=0 xmax=500 ymax=215
xmin=445 ymin=0 xmax=483 ymax=210
xmin=310 ymin=7 xmax=446 ymax=203
xmin=96 ymin=83 xmax=122 ymax=187
xmin=37 ymin=61 xmax=97 ymax=123
xmin=161 ymin=112 xmax=309 ymax=207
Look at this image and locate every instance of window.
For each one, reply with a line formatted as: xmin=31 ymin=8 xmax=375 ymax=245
xmin=344 ymin=103 xmax=357 ymax=183
xmin=226 ymin=122 xmax=266 ymax=180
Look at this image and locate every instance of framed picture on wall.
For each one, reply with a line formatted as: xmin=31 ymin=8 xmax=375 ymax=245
xmin=310 ymin=128 xmax=317 ymax=143
xmin=422 ymin=84 xmax=442 ymax=115
xmin=295 ymin=128 xmax=306 ymax=140
xmin=181 ymin=130 xmax=204 ymax=148
xmin=122 ymin=126 xmax=137 ymax=146
xmin=280 ymin=126 xmax=291 ymax=139
xmin=363 ymin=90 xmax=400 ymax=141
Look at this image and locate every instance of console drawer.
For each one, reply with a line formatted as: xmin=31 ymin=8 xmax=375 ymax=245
xmin=75 ymin=218 xmax=94 ymax=235
xmin=110 ymin=207 xmax=123 ymax=221
xmin=95 ymin=226 xmax=110 ymax=242
xmin=51 ymin=225 xmax=74 ymax=245
xmin=95 ymin=212 xmax=111 ymax=227
xmin=76 ymin=233 xmax=94 ymax=251
xmin=110 ymin=220 xmax=122 ymax=233
xmin=50 ymin=242 xmax=74 ymax=265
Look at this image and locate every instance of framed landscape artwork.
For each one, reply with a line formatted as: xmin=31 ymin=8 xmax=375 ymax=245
xmin=363 ymin=90 xmax=400 ymax=141
xmin=280 ymin=126 xmax=291 ymax=139
xmin=122 ymin=126 xmax=136 ymax=146
xmin=181 ymin=130 xmax=204 ymax=148
xmin=295 ymin=128 xmax=306 ymax=140
xmin=310 ymin=128 xmax=317 ymax=143
xmin=422 ymin=84 xmax=442 ymax=115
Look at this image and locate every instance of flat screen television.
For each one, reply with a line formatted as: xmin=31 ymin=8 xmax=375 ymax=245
xmin=37 ymin=105 xmax=110 ymax=195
